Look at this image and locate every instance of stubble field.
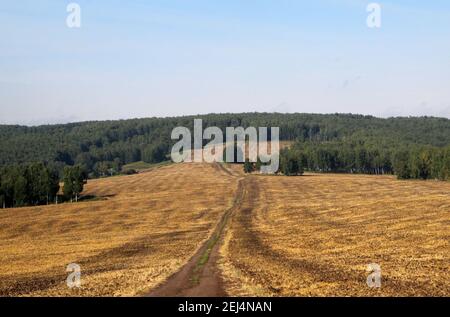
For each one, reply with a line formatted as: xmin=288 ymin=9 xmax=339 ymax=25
xmin=220 ymin=173 xmax=450 ymax=296
xmin=0 ymin=163 xmax=448 ymax=297
xmin=0 ymin=163 xmax=238 ymax=296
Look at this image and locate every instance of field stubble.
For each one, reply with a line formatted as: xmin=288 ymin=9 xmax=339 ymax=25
xmin=220 ymin=173 xmax=450 ymax=296
xmin=1 ymin=162 xmax=448 ymax=297
xmin=0 ymin=163 xmax=238 ymax=296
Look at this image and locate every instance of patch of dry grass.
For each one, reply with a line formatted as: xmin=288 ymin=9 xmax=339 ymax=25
xmin=220 ymin=174 xmax=450 ymax=296
xmin=0 ymin=163 xmax=238 ymax=296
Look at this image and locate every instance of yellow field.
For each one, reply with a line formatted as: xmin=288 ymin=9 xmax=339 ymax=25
xmin=0 ymin=163 xmax=238 ymax=296
xmin=220 ymin=173 xmax=450 ymax=296
xmin=1 ymin=163 xmax=448 ymax=297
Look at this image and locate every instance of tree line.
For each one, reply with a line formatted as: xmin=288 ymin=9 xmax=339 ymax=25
xmin=0 ymin=164 xmax=87 ymax=208
xmin=243 ymin=139 xmax=450 ymax=181
xmin=393 ymin=146 xmax=450 ymax=180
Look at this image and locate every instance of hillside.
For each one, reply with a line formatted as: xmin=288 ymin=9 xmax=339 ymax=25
xmin=1 ymin=113 xmax=449 ymax=171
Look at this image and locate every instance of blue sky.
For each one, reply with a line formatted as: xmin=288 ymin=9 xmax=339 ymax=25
xmin=1 ymin=0 xmax=449 ymax=125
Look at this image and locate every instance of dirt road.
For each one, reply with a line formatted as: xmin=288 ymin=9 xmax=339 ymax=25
xmin=146 ymin=170 xmax=245 ymax=297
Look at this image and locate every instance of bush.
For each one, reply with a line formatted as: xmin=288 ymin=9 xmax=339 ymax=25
xmin=243 ymin=160 xmax=255 ymax=173
xmin=122 ymin=169 xmax=138 ymax=175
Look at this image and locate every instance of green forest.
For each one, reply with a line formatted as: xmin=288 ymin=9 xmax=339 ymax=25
xmin=272 ymin=140 xmax=450 ymax=180
xmin=1 ymin=113 xmax=449 ymax=208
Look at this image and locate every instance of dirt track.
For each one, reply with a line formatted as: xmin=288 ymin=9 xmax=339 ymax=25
xmin=146 ymin=169 xmax=244 ymax=297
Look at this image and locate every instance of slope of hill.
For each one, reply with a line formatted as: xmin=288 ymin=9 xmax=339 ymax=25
xmin=1 ymin=113 xmax=449 ymax=171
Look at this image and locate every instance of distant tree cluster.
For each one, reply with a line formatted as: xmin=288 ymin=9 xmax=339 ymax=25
xmin=291 ymin=140 xmax=394 ymax=175
xmin=279 ymin=148 xmax=305 ymax=176
xmin=0 ymin=163 xmax=60 ymax=208
xmin=266 ymin=141 xmax=450 ymax=180
xmin=0 ymin=163 xmax=89 ymax=208
xmin=63 ymin=166 xmax=87 ymax=202
xmin=243 ymin=160 xmax=255 ymax=173
xmin=393 ymin=147 xmax=450 ymax=180
xmin=243 ymin=150 xmax=305 ymax=176
xmin=243 ymin=158 xmax=262 ymax=174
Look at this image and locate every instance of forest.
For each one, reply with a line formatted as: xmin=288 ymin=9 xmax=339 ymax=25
xmin=272 ymin=140 xmax=450 ymax=180
xmin=0 ymin=113 xmax=449 ymax=208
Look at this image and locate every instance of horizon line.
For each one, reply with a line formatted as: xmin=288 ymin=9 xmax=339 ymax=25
xmin=1 ymin=112 xmax=449 ymax=128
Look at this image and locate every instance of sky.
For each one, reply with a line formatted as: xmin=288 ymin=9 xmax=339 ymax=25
xmin=1 ymin=0 xmax=449 ymax=125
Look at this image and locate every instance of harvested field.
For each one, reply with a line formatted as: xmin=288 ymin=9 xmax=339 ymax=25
xmin=1 ymin=163 xmax=448 ymax=297
xmin=0 ymin=163 xmax=239 ymax=296
xmin=220 ymin=174 xmax=450 ymax=296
